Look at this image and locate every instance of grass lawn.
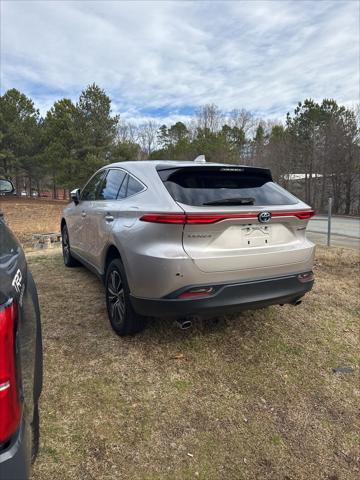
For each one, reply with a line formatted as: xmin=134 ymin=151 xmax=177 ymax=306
xmin=29 ymin=247 xmax=359 ymax=480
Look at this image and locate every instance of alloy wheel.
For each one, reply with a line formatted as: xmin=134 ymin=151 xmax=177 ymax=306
xmin=107 ymin=269 xmax=126 ymax=327
xmin=62 ymin=228 xmax=70 ymax=262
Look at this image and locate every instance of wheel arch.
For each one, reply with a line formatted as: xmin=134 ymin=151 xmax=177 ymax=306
xmin=104 ymin=245 xmax=122 ymax=271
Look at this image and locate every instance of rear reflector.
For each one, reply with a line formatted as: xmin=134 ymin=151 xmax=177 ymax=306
xmin=0 ymin=301 xmax=21 ymax=444
xmin=140 ymin=210 xmax=316 ymax=224
xmin=178 ymin=287 xmax=215 ymax=299
xmin=0 ymin=380 xmax=10 ymax=392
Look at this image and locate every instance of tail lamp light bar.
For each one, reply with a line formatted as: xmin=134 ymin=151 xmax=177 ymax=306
xmin=140 ymin=210 xmax=315 ymax=225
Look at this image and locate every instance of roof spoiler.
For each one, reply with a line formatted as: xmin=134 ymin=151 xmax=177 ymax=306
xmin=156 ymin=164 xmax=273 ymax=182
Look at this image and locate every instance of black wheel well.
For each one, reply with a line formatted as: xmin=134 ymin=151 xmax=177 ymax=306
xmin=105 ymin=245 xmax=121 ymax=270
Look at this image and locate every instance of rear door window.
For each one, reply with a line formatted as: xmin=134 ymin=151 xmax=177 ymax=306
xmin=159 ymin=167 xmax=298 ymax=206
xmin=117 ymin=174 xmax=128 ymax=199
xmin=98 ymin=169 xmax=127 ymax=200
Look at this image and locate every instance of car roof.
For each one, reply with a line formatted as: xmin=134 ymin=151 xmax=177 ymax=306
xmin=105 ymin=160 xmax=270 ymax=171
xmin=106 ymin=160 xmax=232 ymax=168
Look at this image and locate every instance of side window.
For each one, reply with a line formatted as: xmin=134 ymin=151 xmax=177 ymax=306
xmin=81 ymin=171 xmax=106 ymax=201
xmin=117 ymin=174 xmax=128 ymax=199
xmin=127 ymin=175 xmax=144 ymax=197
xmin=98 ymin=169 xmax=127 ymax=200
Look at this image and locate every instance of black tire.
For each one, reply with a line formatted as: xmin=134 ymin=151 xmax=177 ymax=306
xmin=61 ymin=224 xmax=79 ymax=267
xmin=31 ymin=403 xmax=40 ymax=464
xmin=105 ymin=258 xmax=146 ymax=336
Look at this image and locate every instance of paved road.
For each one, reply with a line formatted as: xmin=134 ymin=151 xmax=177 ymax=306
xmin=307 ymin=215 xmax=360 ymax=249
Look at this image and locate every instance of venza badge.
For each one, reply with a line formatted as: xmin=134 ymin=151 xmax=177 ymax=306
xmin=258 ymin=211 xmax=272 ymax=223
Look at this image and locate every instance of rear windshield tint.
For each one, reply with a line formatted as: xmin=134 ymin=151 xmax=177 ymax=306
xmin=160 ymin=168 xmax=298 ymax=206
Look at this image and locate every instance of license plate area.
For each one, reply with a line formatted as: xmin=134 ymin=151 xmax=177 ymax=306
xmin=242 ymin=224 xmax=272 ymax=247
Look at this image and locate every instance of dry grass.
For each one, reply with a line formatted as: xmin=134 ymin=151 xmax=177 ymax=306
xmin=29 ymin=247 xmax=359 ymax=480
xmin=0 ymin=197 xmax=67 ymax=247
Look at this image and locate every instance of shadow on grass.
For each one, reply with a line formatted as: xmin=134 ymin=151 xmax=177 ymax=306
xmin=58 ymin=256 xmax=269 ymax=349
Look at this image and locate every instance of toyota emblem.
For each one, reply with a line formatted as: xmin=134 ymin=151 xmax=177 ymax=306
xmin=258 ymin=211 xmax=271 ymax=223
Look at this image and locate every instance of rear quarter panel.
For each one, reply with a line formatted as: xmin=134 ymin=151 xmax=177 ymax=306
xmin=105 ymin=182 xmax=186 ymax=294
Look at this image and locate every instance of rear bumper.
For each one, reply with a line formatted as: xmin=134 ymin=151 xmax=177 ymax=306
xmin=130 ymin=273 xmax=314 ymax=318
xmin=0 ymin=420 xmax=30 ymax=480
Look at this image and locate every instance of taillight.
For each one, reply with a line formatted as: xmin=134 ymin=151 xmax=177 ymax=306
xmin=140 ymin=210 xmax=316 ymax=224
xmin=0 ymin=301 xmax=21 ymax=444
xmin=186 ymin=214 xmax=256 ymax=224
xmin=272 ymin=210 xmax=316 ymax=220
xmin=139 ymin=213 xmax=256 ymax=224
xmin=139 ymin=214 xmax=186 ymax=224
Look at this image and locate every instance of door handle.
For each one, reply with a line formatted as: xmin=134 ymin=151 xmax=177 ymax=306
xmin=105 ymin=214 xmax=114 ymax=222
xmin=81 ymin=211 xmax=87 ymax=218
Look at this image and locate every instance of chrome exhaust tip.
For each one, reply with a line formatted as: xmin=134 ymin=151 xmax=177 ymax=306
xmin=175 ymin=318 xmax=193 ymax=330
xmin=292 ymin=299 xmax=302 ymax=306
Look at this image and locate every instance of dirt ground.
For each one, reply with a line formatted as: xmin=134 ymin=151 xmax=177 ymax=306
xmin=27 ymin=247 xmax=359 ymax=480
xmin=0 ymin=197 xmax=67 ymax=247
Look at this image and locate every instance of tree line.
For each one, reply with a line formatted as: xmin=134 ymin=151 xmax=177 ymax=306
xmin=0 ymin=84 xmax=359 ymax=213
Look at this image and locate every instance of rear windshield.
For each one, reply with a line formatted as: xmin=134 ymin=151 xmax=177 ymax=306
xmin=160 ymin=168 xmax=298 ymax=206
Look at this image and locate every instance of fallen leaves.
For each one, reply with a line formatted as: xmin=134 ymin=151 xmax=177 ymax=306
xmin=171 ymin=352 xmax=187 ymax=360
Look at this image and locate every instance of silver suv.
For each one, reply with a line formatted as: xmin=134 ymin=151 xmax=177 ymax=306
xmin=61 ymin=161 xmax=315 ymax=335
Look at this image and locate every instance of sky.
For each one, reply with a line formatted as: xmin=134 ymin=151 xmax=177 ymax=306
xmin=0 ymin=0 xmax=359 ymax=124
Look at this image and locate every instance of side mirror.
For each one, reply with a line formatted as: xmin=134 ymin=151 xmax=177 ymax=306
xmin=70 ymin=188 xmax=81 ymax=205
xmin=0 ymin=179 xmax=15 ymax=195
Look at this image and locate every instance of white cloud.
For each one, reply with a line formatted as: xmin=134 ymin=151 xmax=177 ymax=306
xmin=1 ymin=0 xmax=358 ymax=122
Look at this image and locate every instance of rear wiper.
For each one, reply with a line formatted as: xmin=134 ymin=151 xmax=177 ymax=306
xmin=203 ymin=197 xmax=255 ymax=206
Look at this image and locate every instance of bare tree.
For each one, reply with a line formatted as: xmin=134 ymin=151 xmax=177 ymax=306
xmin=196 ymin=104 xmax=223 ymax=133
xmin=185 ymin=117 xmax=198 ymax=141
xmin=137 ymin=121 xmax=160 ymax=157
xmin=117 ymin=120 xmax=138 ymax=144
xmin=228 ymin=108 xmax=255 ymax=135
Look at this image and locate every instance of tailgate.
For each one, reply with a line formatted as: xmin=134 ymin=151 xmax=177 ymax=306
xmin=182 ymin=212 xmax=312 ymax=273
xmin=157 ymin=164 xmax=314 ymax=273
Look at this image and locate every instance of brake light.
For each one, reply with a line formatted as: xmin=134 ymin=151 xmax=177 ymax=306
xmin=186 ymin=214 xmax=256 ymax=224
xmin=0 ymin=301 xmax=21 ymax=444
xmin=140 ymin=210 xmax=315 ymax=224
xmin=139 ymin=214 xmax=186 ymax=224
xmin=140 ymin=213 xmax=257 ymax=224
xmin=272 ymin=210 xmax=316 ymax=220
